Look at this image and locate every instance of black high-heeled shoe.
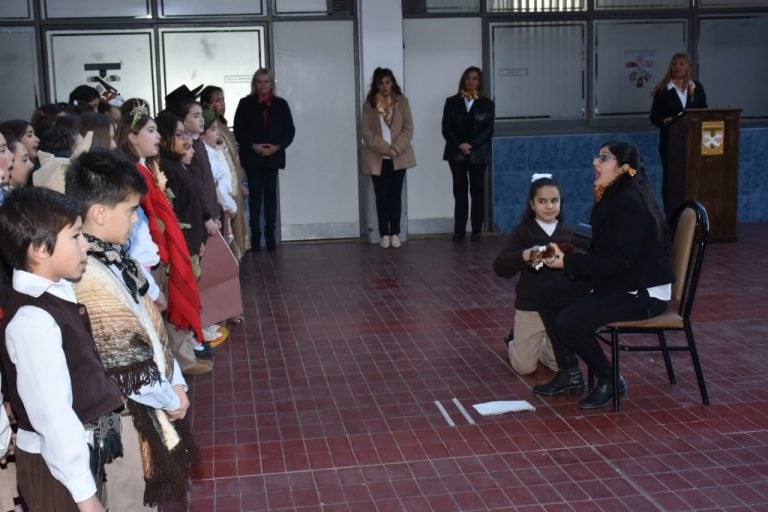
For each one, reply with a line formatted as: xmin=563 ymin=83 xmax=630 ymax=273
xmin=578 ymin=376 xmax=627 ymax=409
xmin=532 ymin=368 xmax=585 ymax=396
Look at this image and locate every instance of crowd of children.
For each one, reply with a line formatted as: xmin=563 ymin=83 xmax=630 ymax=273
xmin=0 ymin=82 xmax=248 ymax=510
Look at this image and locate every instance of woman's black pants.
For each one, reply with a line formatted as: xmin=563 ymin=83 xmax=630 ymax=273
xmin=537 ymin=276 xmax=668 ymax=381
xmin=245 ymin=165 xmax=279 ymax=247
xmin=449 ymin=160 xmax=486 ymax=235
xmin=370 ymin=159 xmax=406 ymax=237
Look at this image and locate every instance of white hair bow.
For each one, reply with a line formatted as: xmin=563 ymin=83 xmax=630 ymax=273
xmin=531 ymin=173 xmax=552 ymax=182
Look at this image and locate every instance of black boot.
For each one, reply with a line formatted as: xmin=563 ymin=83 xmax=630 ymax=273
xmin=578 ymin=376 xmax=627 ymax=409
xmin=532 ymin=368 xmax=585 ymax=396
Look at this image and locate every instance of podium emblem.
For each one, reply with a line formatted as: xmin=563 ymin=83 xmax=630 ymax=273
xmin=701 ymin=121 xmax=725 ymax=156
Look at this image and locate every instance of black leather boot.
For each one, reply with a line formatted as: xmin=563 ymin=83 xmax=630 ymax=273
xmin=578 ymin=376 xmax=628 ymax=409
xmin=532 ymin=368 xmax=585 ymax=396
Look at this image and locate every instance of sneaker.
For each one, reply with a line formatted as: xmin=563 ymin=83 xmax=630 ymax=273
xmin=194 ymin=342 xmax=215 ymax=358
xmin=207 ymin=326 xmax=230 ymax=348
xmin=379 ymin=235 xmax=390 ymax=249
xmin=182 ymin=360 xmax=214 ymax=376
xmin=390 ymin=234 xmax=401 ymax=248
xmin=203 ymin=325 xmax=222 ymax=342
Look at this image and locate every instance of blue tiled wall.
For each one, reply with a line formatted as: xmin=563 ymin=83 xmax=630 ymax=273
xmin=492 ymin=127 xmax=768 ymax=233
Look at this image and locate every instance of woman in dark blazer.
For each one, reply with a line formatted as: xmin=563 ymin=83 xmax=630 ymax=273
xmin=442 ymin=66 xmax=494 ymax=243
xmin=533 ymin=141 xmax=674 ymax=410
xmin=650 ymin=53 xmax=707 ymax=214
xmin=234 ymin=68 xmax=295 ymax=250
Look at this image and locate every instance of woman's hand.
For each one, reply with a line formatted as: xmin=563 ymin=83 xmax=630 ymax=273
xmin=543 ymin=243 xmax=565 ymax=269
xmin=459 ymin=142 xmax=472 ymax=156
xmin=387 ymin=146 xmax=398 ymax=159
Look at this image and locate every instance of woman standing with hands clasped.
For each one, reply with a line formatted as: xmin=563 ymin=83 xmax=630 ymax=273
xmin=650 ymin=53 xmax=707 ymax=213
xmin=533 ymin=141 xmax=673 ymax=409
xmin=442 ymin=66 xmax=494 ymax=243
xmin=361 ymin=67 xmax=416 ymax=249
xmin=234 ymin=68 xmax=295 ymax=251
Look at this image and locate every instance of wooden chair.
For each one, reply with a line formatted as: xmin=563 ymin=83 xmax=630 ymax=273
xmin=592 ymin=201 xmax=710 ymax=412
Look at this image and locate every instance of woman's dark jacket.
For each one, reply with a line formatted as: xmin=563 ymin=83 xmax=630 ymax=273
xmin=233 ymin=95 xmax=295 ymax=169
xmin=563 ymin=178 xmax=674 ymax=294
xmin=650 ymin=80 xmax=707 ymax=131
xmin=441 ymin=94 xmax=494 ymax=164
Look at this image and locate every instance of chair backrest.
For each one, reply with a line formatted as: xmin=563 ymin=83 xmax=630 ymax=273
xmin=668 ymin=201 xmax=709 ymax=318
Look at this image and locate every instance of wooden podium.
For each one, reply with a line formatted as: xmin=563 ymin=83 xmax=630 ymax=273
xmin=667 ymin=108 xmax=741 ymax=242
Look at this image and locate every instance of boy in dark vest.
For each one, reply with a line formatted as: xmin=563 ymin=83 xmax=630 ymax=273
xmin=0 ymin=187 xmax=124 ymax=512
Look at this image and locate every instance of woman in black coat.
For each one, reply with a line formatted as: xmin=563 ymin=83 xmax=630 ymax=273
xmin=533 ymin=141 xmax=674 ymax=410
xmin=234 ymin=68 xmax=295 ymax=250
xmin=442 ymin=66 xmax=494 ymax=243
xmin=650 ymin=53 xmax=707 ymax=214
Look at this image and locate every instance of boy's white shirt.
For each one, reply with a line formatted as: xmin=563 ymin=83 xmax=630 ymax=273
xmin=204 ymin=142 xmax=238 ymax=214
xmin=0 ymin=393 xmax=10 ymax=459
xmin=5 ymin=270 xmax=97 ymax=503
xmin=127 ymin=206 xmax=161 ymax=301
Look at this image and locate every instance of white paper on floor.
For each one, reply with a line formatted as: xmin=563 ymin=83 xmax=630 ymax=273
xmin=472 ymin=400 xmax=536 ymax=415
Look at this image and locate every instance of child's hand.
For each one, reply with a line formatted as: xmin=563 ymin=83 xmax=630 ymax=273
xmin=543 ymin=243 xmax=565 ymax=269
xmin=154 ymin=292 xmax=168 ymax=312
xmin=204 ymin=219 xmax=218 ymax=236
xmin=166 ymin=385 xmax=190 ymax=421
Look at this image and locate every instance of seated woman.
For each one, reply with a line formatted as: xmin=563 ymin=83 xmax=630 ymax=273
xmin=533 ymin=140 xmax=674 ymax=409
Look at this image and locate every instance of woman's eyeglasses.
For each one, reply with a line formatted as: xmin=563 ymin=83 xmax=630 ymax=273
xmin=174 ymin=130 xmax=190 ymax=139
xmin=594 ymin=153 xmax=616 ymax=163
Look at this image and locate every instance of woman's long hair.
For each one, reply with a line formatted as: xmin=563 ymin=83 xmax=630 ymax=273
xmin=600 ymin=140 xmax=667 ymax=240
xmin=115 ymin=109 xmax=152 ymax=163
xmin=365 ymin=67 xmax=403 ymax=109
xmin=456 ymin=66 xmax=486 ymax=98
xmin=651 ymin=53 xmax=693 ymax=97
xmin=250 ymin=68 xmax=277 ymax=96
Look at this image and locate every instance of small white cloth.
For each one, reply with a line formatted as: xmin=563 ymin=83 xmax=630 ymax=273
xmin=473 ymin=400 xmax=536 ymax=415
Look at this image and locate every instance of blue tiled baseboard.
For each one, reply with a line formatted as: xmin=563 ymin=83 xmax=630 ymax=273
xmin=492 ymin=127 xmax=768 ymax=233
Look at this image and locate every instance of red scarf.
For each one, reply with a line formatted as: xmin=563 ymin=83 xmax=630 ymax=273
xmin=259 ymin=94 xmax=273 ymax=126
xmin=136 ymin=162 xmax=203 ymax=342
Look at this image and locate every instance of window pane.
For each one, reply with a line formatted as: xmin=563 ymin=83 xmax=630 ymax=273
xmin=0 ymin=28 xmax=39 ymax=118
xmin=593 ymin=19 xmax=687 ymax=116
xmin=491 ymin=22 xmax=586 ymax=119
xmin=160 ymin=28 xmax=265 ymax=113
xmin=425 ymin=0 xmax=480 ymax=12
xmin=699 ymin=16 xmax=768 ymax=117
xmin=0 ymin=0 xmax=31 ymax=19
xmin=487 ymin=0 xmax=585 ymax=13
xmin=44 ymin=0 xmax=150 ymax=18
xmin=47 ymin=30 xmax=158 ymax=113
xmin=275 ymin=0 xmax=328 ymax=15
xmin=160 ymin=0 xmax=263 ymax=17
xmin=699 ymin=0 xmax=768 ymax=6
xmin=595 ymin=0 xmax=689 ymax=9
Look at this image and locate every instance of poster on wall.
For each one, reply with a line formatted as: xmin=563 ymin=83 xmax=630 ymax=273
xmin=159 ymin=27 xmax=265 ymax=120
xmin=47 ymin=30 xmax=157 ymax=114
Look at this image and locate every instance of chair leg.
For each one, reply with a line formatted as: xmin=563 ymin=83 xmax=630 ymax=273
xmin=685 ymin=324 xmax=710 ymax=405
xmin=612 ymin=329 xmax=621 ymax=412
xmin=658 ymin=331 xmax=676 ymax=384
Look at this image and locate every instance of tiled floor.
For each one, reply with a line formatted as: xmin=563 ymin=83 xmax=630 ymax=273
xmin=168 ymin=223 xmax=768 ymax=512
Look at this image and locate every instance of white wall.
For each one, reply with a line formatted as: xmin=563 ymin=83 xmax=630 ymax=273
xmin=403 ymin=18 xmax=483 ymax=233
xmin=273 ymin=20 xmax=360 ymax=240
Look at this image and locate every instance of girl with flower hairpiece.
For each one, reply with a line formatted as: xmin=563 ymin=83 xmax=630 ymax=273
xmin=360 ymin=67 xmax=417 ymax=249
xmin=532 ymin=141 xmax=673 ymax=410
xmin=442 ymin=66 xmax=494 ymax=243
xmin=650 ymin=53 xmax=707 ymax=214
xmin=494 ymin=173 xmax=573 ymax=375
